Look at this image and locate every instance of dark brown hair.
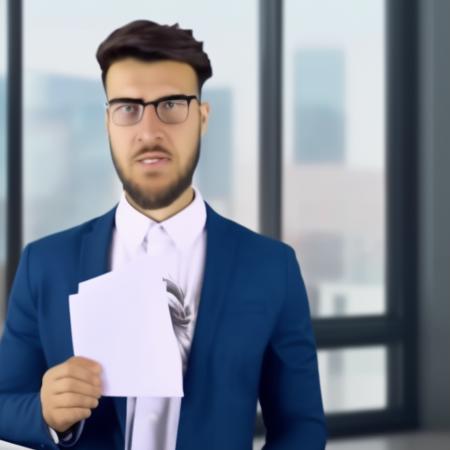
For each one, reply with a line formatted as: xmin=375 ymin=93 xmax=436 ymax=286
xmin=96 ymin=20 xmax=213 ymax=92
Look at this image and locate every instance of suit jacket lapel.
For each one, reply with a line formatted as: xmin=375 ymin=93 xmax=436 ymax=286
xmin=176 ymin=203 xmax=239 ymax=447
xmin=78 ymin=206 xmax=116 ymax=285
xmin=77 ymin=206 xmax=128 ymax=437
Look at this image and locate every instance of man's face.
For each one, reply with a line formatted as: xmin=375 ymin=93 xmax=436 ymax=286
xmin=105 ymin=58 xmax=209 ymax=210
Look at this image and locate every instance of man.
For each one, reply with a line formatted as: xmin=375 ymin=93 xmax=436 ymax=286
xmin=0 ymin=20 xmax=326 ymax=450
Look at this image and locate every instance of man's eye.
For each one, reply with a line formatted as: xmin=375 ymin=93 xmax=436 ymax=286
xmin=161 ymin=100 xmax=183 ymax=110
xmin=118 ymin=104 xmax=139 ymax=114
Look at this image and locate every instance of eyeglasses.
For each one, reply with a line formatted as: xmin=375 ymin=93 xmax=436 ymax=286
xmin=106 ymin=94 xmax=199 ymax=126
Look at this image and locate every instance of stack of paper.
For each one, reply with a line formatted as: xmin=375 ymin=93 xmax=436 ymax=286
xmin=69 ymin=254 xmax=183 ymax=397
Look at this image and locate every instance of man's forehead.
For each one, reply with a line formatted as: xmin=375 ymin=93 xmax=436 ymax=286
xmin=105 ymin=58 xmax=198 ymax=97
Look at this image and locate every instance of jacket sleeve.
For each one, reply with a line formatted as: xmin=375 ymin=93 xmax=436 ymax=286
xmin=259 ymin=245 xmax=327 ymax=450
xmin=0 ymin=244 xmax=65 ymax=449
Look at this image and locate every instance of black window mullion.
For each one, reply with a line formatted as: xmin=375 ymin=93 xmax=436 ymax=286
xmin=5 ymin=0 xmax=23 ymax=310
xmin=386 ymin=0 xmax=419 ymax=428
xmin=326 ymin=409 xmax=415 ymax=438
xmin=314 ymin=317 xmax=403 ymax=349
xmin=259 ymin=0 xmax=282 ymax=240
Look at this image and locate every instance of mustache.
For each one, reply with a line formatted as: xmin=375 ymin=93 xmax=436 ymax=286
xmin=134 ymin=145 xmax=172 ymax=159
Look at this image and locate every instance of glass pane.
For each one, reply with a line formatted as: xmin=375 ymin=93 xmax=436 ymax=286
xmin=283 ymin=0 xmax=386 ymax=317
xmin=0 ymin=0 xmax=7 ymax=332
xmin=24 ymin=0 xmax=258 ymax=243
xmin=318 ymin=346 xmax=387 ymax=413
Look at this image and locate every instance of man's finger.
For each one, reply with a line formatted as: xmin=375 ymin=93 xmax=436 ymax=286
xmin=52 ymin=378 xmax=102 ymax=398
xmin=53 ymin=392 xmax=100 ymax=410
xmin=50 ymin=362 xmax=102 ymax=386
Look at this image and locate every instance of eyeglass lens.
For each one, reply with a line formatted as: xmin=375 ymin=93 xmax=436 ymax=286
xmin=111 ymin=98 xmax=191 ymax=125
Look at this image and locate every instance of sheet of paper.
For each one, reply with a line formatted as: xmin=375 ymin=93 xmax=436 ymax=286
xmin=69 ymin=253 xmax=183 ymax=397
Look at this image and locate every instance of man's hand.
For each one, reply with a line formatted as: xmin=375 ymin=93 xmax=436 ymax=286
xmin=40 ymin=356 xmax=103 ymax=433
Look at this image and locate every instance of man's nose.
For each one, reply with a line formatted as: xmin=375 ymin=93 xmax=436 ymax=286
xmin=136 ymin=105 xmax=164 ymax=140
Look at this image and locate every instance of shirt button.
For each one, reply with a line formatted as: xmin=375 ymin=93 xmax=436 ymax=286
xmin=149 ymin=412 xmax=159 ymax=421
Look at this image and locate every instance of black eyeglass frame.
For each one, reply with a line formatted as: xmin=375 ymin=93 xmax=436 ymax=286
xmin=106 ymin=94 xmax=199 ymax=125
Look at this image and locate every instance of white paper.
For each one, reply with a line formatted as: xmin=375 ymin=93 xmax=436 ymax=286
xmin=69 ymin=254 xmax=183 ymax=397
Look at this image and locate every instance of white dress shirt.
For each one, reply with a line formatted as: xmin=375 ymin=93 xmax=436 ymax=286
xmin=111 ymin=186 xmax=207 ymax=450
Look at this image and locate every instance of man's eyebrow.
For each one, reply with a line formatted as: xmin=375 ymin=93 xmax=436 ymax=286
xmin=108 ymin=94 xmax=192 ymax=104
xmin=107 ymin=97 xmax=144 ymax=104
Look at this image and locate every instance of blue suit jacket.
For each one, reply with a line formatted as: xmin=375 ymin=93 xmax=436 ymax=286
xmin=0 ymin=202 xmax=326 ymax=449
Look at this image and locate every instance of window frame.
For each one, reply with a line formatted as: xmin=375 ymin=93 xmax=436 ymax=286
xmin=4 ymin=0 xmax=419 ymax=439
xmin=258 ymin=0 xmax=419 ymax=437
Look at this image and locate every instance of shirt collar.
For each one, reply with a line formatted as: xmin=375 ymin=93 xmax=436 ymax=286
xmin=115 ymin=186 xmax=206 ymax=254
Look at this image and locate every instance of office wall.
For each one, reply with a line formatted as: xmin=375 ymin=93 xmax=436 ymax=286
xmin=419 ymin=0 xmax=450 ymax=429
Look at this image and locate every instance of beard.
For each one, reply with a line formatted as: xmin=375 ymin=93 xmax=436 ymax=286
xmin=109 ymin=137 xmax=201 ymax=210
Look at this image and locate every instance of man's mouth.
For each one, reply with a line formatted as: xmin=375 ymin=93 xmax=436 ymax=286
xmin=141 ymin=158 xmax=168 ymax=165
xmin=136 ymin=150 xmax=171 ymax=164
xmin=138 ymin=157 xmax=171 ymax=169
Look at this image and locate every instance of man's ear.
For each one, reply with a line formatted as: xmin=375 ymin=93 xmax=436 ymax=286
xmin=200 ymin=102 xmax=210 ymax=137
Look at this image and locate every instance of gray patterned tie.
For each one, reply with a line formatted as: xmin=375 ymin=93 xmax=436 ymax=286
xmin=163 ymin=277 xmax=192 ymax=375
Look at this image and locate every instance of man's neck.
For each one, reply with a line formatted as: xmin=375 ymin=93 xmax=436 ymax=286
xmin=125 ymin=186 xmax=195 ymax=223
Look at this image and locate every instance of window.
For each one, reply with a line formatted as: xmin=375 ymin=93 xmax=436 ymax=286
xmin=278 ymin=0 xmax=417 ymax=436
xmin=283 ymin=0 xmax=387 ymax=420
xmin=283 ymin=0 xmax=386 ymax=318
xmin=318 ymin=346 xmax=387 ymax=413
